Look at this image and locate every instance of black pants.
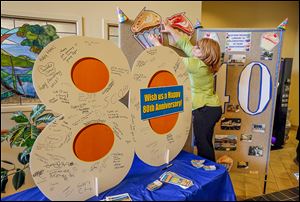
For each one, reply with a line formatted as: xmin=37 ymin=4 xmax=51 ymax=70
xmin=192 ymin=106 xmax=222 ymax=162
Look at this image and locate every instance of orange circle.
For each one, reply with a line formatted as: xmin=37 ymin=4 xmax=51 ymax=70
xmin=73 ymin=123 xmax=114 ymax=162
xmin=148 ymin=71 xmax=179 ymax=134
xmin=71 ymin=57 xmax=109 ymax=93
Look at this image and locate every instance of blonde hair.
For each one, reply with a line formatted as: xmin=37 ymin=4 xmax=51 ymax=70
xmin=196 ymin=38 xmax=221 ymax=74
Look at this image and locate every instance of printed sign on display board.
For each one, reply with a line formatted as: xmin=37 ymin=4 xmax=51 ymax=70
xmin=140 ymin=85 xmax=184 ymax=120
xmin=225 ymin=32 xmax=251 ymax=52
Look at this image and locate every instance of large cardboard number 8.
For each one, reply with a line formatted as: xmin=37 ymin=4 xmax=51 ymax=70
xmin=30 ymin=36 xmax=191 ymax=201
xmin=31 ymin=37 xmax=133 ymax=201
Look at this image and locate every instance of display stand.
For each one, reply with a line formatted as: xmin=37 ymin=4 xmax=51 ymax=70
xmin=197 ymin=28 xmax=284 ymax=193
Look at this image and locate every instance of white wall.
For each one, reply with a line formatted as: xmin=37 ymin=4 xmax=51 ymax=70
xmin=1 ymin=1 xmax=202 ymax=38
xmin=1 ymin=1 xmax=202 ymax=198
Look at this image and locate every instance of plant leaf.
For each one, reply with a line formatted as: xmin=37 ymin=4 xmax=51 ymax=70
xmin=24 ymin=138 xmax=35 ymax=148
xmin=30 ymin=104 xmax=46 ymax=122
xmin=23 ymin=146 xmax=33 ymax=155
xmin=1 ymin=168 xmax=8 ymax=193
xmin=1 ymin=134 xmax=8 ymax=142
xmin=18 ymin=152 xmax=30 ymax=165
xmin=1 ymin=168 xmax=8 ymax=174
xmin=20 ymin=127 xmax=31 ymax=147
xmin=6 ymin=124 xmax=24 ymax=146
xmin=8 ymin=124 xmax=25 ymax=137
xmin=11 ymin=111 xmax=29 ymax=123
xmin=30 ymin=125 xmax=40 ymax=139
xmin=1 ymin=178 xmax=8 ymax=193
xmin=12 ymin=169 xmax=25 ymax=190
xmin=9 ymin=125 xmax=27 ymax=148
xmin=1 ymin=134 xmax=9 ymax=142
xmin=34 ymin=113 xmax=55 ymax=125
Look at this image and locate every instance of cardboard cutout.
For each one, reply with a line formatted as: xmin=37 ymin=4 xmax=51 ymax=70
xmin=130 ymin=46 xmax=192 ymax=166
xmin=31 ymin=36 xmax=133 ymax=201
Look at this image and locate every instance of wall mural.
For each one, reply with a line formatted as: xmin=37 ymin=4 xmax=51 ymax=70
xmin=1 ymin=24 xmax=59 ymax=100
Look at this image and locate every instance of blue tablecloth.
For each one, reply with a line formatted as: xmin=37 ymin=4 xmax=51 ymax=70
xmin=2 ymin=151 xmax=236 ymax=201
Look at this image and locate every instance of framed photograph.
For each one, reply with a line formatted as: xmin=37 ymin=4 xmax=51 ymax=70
xmin=248 ymin=146 xmax=263 ymax=157
xmin=227 ymin=104 xmax=240 ymax=113
xmin=221 ymin=118 xmax=241 ymax=130
xmin=214 ymin=135 xmax=237 ymax=151
xmin=237 ymin=161 xmax=249 ymax=169
xmin=240 ymin=134 xmax=252 ymax=142
xmin=228 ymin=54 xmax=246 ymax=65
xmin=252 ymin=123 xmax=266 ymax=133
xmin=260 ymin=49 xmax=273 ymax=61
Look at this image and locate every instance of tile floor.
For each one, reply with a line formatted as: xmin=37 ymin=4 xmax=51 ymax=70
xmin=230 ymin=129 xmax=299 ymax=201
xmin=246 ymin=186 xmax=299 ymax=201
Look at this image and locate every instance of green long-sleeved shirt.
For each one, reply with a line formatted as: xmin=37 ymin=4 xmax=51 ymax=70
xmin=176 ymin=36 xmax=220 ymax=110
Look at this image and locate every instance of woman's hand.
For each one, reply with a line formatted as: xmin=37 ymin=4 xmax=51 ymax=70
xmin=161 ymin=19 xmax=173 ymax=33
xmin=148 ymin=34 xmax=162 ymax=47
xmin=161 ymin=18 xmax=182 ymax=42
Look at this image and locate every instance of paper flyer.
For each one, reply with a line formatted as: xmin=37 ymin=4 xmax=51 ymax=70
xmin=225 ymin=32 xmax=251 ymax=52
xmin=260 ymin=32 xmax=280 ymax=51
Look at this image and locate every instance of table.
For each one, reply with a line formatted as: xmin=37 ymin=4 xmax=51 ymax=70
xmin=2 ymin=151 xmax=236 ymax=201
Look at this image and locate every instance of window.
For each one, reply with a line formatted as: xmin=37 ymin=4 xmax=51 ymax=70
xmin=1 ymin=15 xmax=79 ymax=108
xmin=102 ymin=19 xmax=119 ymax=47
xmin=107 ymin=23 xmax=119 ymax=47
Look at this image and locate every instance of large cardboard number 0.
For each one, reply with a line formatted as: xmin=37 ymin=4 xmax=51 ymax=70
xmin=130 ymin=47 xmax=192 ymax=166
xmin=238 ymin=62 xmax=272 ymax=115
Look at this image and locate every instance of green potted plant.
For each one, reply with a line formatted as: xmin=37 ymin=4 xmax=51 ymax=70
xmin=1 ymin=104 xmax=55 ymax=193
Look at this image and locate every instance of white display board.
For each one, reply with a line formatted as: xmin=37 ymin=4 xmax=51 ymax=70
xmin=197 ymin=29 xmax=284 ymax=174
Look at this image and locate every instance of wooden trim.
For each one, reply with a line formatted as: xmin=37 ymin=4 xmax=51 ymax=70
xmin=101 ymin=18 xmax=119 ymax=47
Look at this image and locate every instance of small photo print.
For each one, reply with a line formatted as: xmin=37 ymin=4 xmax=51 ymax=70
xmin=227 ymin=104 xmax=240 ymax=112
xmin=237 ymin=161 xmax=249 ymax=169
xmin=240 ymin=134 xmax=252 ymax=142
xmin=221 ymin=118 xmax=241 ymax=130
xmin=252 ymin=124 xmax=266 ymax=133
xmin=228 ymin=54 xmax=246 ymax=65
xmin=214 ymin=135 xmax=237 ymax=151
xmin=248 ymin=146 xmax=263 ymax=157
xmin=261 ymin=49 xmax=273 ymax=60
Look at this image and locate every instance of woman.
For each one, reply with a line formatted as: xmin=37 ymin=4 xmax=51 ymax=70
xmin=148 ymin=20 xmax=222 ymax=161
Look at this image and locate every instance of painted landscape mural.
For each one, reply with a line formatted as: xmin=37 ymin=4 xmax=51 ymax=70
xmin=1 ymin=24 xmax=59 ymax=101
